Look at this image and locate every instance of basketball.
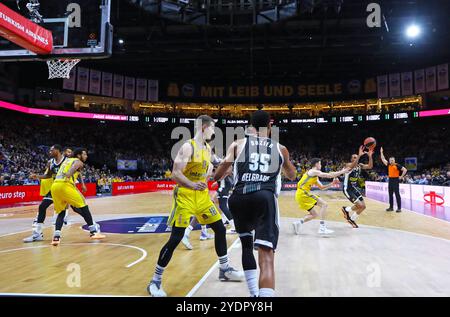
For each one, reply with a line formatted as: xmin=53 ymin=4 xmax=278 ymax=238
xmin=364 ymin=137 xmax=377 ymax=151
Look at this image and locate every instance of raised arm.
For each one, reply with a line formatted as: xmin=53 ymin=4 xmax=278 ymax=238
xmin=380 ymin=147 xmax=388 ymax=166
xmin=279 ymin=145 xmax=297 ymax=181
xmin=172 ymin=142 xmax=207 ymax=190
xmin=348 ymin=145 xmax=365 ymax=170
xmin=361 ymin=149 xmax=374 ymax=170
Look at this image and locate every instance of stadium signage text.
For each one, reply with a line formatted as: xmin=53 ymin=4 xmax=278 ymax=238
xmin=163 ymin=79 xmax=376 ymax=102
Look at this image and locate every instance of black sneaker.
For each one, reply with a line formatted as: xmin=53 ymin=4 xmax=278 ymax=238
xmin=386 ymin=208 xmax=394 ymax=212
xmin=341 ymin=207 xmax=358 ymax=228
xmin=341 ymin=207 xmax=350 ymax=220
xmin=396 ymin=209 xmax=402 ymax=213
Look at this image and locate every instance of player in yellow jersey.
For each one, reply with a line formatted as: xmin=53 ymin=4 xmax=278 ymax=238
xmin=147 ymin=115 xmax=243 ymax=297
xmin=24 ymin=145 xmax=66 ymax=243
xmin=292 ymin=158 xmax=349 ymax=236
xmin=50 ymin=148 xmax=105 ymax=246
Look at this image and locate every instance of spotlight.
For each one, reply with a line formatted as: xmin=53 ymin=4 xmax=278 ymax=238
xmin=406 ymin=25 xmax=421 ymax=38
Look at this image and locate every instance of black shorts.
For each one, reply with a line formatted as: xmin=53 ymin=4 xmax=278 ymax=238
xmin=228 ymin=190 xmax=279 ymax=250
xmin=343 ymin=184 xmax=364 ymax=204
xmin=43 ymin=191 xmax=53 ymax=200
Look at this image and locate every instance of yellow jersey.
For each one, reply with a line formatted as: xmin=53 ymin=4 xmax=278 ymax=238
xmin=54 ymin=158 xmax=81 ymax=185
xmin=182 ymin=139 xmax=211 ymax=183
xmin=297 ymin=170 xmax=318 ymax=194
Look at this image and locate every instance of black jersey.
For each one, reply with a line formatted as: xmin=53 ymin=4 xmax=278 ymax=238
xmin=233 ymin=135 xmax=283 ymax=196
xmin=49 ymin=156 xmax=66 ymax=178
xmin=217 ymin=175 xmax=233 ymax=198
xmin=344 ymin=165 xmax=361 ymax=188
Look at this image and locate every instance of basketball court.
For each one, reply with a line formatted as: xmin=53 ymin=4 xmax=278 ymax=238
xmin=1 ymin=0 xmax=450 ymax=300
xmin=1 ymin=190 xmax=449 ymax=297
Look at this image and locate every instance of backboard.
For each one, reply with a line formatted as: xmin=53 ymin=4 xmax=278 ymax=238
xmin=0 ymin=0 xmax=112 ymax=61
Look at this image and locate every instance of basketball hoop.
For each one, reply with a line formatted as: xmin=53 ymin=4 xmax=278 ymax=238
xmin=46 ymin=58 xmax=80 ymax=79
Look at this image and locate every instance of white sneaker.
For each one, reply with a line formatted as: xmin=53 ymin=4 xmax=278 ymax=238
xmin=200 ymin=231 xmax=214 ymax=241
xmin=181 ymin=235 xmax=193 ymax=250
xmin=292 ymin=221 xmax=303 ymax=235
xmin=147 ymin=281 xmax=167 ymax=297
xmin=23 ymin=232 xmax=44 ymax=243
xmin=318 ymin=227 xmax=334 ymax=235
xmin=219 ymin=266 xmax=244 ymax=282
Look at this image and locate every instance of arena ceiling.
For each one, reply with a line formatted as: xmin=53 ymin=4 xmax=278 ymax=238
xmin=8 ymin=0 xmax=450 ymax=83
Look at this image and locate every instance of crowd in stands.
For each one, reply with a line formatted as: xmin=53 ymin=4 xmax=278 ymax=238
xmin=1 ymin=109 xmax=449 ymax=188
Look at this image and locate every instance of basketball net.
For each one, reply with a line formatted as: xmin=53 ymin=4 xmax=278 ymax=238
xmin=46 ymin=58 xmax=80 ymax=79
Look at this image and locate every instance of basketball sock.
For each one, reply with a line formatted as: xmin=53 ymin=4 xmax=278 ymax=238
xmin=219 ymin=255 xmax=229 ymax=270
xmin=319 ymin=220 xmax=326 ymax=227
xmin=185 ymin=225 xmax=193 ymax=237
xmin=259 ymin=288 xmax=275 ymax=297
xmin=244 ymin=269 xmax=259 ymax=297
xmin=153 ymin=264 xmax=165 ymax=282
xmin=201 ymin=225 xmax=208 ymax=235
xmin=345 ymin=206 xmax=352 ymax=212
xmin=35 ymin=223 xmax=43 ymax=234
xmin=53 ymin=230 xmax=61 ymax=237
xmin=350 ymin=212 xmax=358 ymax=221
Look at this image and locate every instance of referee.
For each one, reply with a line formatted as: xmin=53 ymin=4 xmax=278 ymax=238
xmin=380 ymin=147 xmax=407 ymax=212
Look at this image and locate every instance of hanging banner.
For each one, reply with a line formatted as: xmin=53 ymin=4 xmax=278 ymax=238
xmin=63 ymin=67 xmax=77 ymax=91
xmin=401 ymin=72 xmax=413 ymax=96
xmin=124 ymin=77 xmax=136 ymax=100
xmin=426 ymin=66 xmax=437 ymax=93
xmin=389 ymin=73 xmax=401 ymax=97
xmin=101 ymin=72 xmax=113 ymax=97
xmin=414 ymin=69 xmax=425 ymax=94
xmin=136 ymin=78 xmax=148 ymax=101
xmin=377 ymin=75 xmax=389 ymax=98
xmin=76 ymin=67 xmax=89 ymax=93
xmin=437 ymin=63 xmax=449 ymax=91
xmin=113 ymin=74 xmax=124 ymax=99
xmin=148 ymin=80 xmax=159 ymax=102
xmin=161 ymin=79 xmax=377 ymax=103
xmin=89 ymin=69 xmax=102 ymax=95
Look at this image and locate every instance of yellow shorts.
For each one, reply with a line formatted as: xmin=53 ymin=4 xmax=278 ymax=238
xmin=51 ymin=182 xmax=87 ymax=214
xmin=40 ymin=178 xmax=53 ymax=196
xmin=168 ymin=186 xmax=222 ymax=228
xmin=295 ymin=190 xmax=319 ymax=212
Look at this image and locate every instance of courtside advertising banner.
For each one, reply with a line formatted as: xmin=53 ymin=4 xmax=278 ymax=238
xmin=112 ymin=181 xmax=218 ymax=195
xmin=0 ymin=184 xmax=96 ymax=206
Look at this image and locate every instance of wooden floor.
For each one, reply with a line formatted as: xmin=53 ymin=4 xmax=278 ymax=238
xmin=1 ymin=190 xmax=450 ymax=297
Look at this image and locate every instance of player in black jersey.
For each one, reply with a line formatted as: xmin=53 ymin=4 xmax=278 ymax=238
xmin=215 ymin=110 xmax=297 ymax=297
xmin=341 ymin=146 xmax=374 ymax=228
xmin=216 ymin=168 xmax=236 ymax=234
xmin=24 ymin=145 xmax=66 ymax=243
